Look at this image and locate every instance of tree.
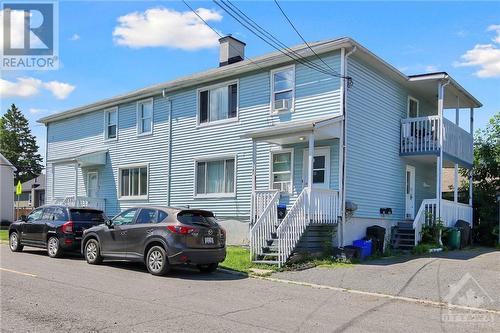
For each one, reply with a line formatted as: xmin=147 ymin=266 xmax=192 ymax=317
xmin=462 ymin=112 xmax=500 ymax=245
xmin=0 ymin=104 xmax=43 ymax=183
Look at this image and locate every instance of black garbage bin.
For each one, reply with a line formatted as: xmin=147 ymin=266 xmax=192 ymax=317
xmin=366 ymin=225 xmax=386 ymax=254
xmin=455 ymin=220 xmax=472 ymax=249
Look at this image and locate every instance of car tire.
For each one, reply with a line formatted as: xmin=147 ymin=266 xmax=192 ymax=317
xmin=9 ymin=231 xmax=23 ymax=252
xmin=84 ymin=239 xmax=103 ymax=265
xmin=47 ymin=236 xmax=62 ymax=258
xmin=146 ymin=246 xmax=170 ymax=276
xmin=197 ymin=263 xmax=218 ymax=273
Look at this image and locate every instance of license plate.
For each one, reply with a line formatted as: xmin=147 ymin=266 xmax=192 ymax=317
xmin=204 ymin=237 xmax=214 ymax=245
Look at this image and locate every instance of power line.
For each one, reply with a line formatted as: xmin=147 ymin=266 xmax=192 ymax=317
xmin=181 ymin=0 xmax=265 ymax=72
xmin=216 ymin=0 xmax=338 ymax=78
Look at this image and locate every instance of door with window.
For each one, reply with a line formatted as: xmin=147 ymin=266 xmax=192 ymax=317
xmin=405 ymin=165 xmax=416 ymax=219
xmin=126 ymin=208 xmax=163 ymax=258
xmin=100 ymin=208 xmax=138 ymax=255
xmin=303 ymin=148 xmax=330 ymax=189
xmin=22 ymin=208 xmax=44 ymax=242
xmin=87 ymin=171 xmax=98 ymax=198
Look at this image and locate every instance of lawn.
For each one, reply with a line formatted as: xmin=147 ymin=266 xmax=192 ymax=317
xmin=220 ymin=246 xmax=278 ymax=274
xmin=0 ymin=230 xmax=8 ymax=242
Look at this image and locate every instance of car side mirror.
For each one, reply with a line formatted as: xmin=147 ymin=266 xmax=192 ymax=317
xmin=105 ymin=219 xmax=114 ymax=228
xmin=20 ymin=215 xmax=28 ymax=222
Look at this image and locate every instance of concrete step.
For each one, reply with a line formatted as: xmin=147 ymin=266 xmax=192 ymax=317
xmin=252 ymin=260 xmax=279 ymax=265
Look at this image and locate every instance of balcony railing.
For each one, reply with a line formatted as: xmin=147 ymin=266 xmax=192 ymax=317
xmin=401 ymin=116 xmax=473 ymax=165
xmin=52 ymin=196 xmax=106 ymax=211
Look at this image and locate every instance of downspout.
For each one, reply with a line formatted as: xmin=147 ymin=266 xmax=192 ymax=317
xmin=339 ymin=46 xmax=356 ymax=247
xmin=164 ymin=89 xmax=173 ymax=207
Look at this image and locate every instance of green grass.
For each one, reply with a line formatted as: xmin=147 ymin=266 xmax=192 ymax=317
xmin=220 ymin=246 xmax=278 ymax=274
xmin=0 ymin=230 xmax=8 ymax=242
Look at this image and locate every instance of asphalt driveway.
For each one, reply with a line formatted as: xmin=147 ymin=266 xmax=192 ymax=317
xmin=274 ymin=248 xmax=500 ymax=311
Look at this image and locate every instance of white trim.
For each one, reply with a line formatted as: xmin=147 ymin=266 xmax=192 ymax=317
xmin=136 ymin=97 xmax=154 ymax=136
xmin=86 ymin=171 xmax=99 ymax=198
xmin=103 ymin=107 xmax=118 ymax=141
xmin=196 ymin=79 xmax=239 ymax=128
xmin=269 ymin=148 xmax=294 ymax=194
xmin=270 ymin=64 xmax=296 ymax=114
xmin=302 ymin=146 xmax=330 ymax=189
xmin=117 ymin=163 xmax=149 ymax=200
xmin=405 ymin=165 xmax=416 ymax=219
xmin=407 ymin=96 xmax=419 ymax=118
xmin=193 ymin=154 xmax=237 ymax=199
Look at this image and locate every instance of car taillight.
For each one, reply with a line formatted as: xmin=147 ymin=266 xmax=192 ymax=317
xmin=220 ymin=228 xmax=226 ymax=238
xmin=167 ymin=225 xmax=196 ymax=234
xmin=62 ymin=221 xmax=73 ymax=234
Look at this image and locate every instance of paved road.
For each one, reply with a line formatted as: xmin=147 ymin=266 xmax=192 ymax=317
xmin=1 ymin=245 xmax=498 ymax=332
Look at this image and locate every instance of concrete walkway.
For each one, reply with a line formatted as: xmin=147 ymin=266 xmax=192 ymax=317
xmin=273 ymin=248 xmax=500 ymax=311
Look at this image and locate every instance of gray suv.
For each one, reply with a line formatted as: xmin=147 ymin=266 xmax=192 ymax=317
xmin=81 ymin=206 xmax=226 ymax=275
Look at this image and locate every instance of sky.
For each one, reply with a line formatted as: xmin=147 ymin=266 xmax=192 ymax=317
xmin=1 ymin=0 xmax=499 ymax=163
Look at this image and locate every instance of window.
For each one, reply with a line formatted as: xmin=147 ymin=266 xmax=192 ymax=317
xmin=41 ymin=208 xmax=55 ymax=220
xmin=312 ymin=156 xmax=326 ymax=184
xmin=104 ymin=108 xmax=118 ymax=139
xmin=27 ymin=208 xmax=43 ymax=222
xmin=195 ymin=157 xmax=235 ymax=196
xmin=408 ymin=97 xmax=419 ymax=118
xmin=136 ymin=208 xmax=157 ymax=224
xmin=119 ymin=165 xmax=148 ymax=198
xmin=199 ymin=82 xmax=238 ymax=125
xmin=70 ymin=209 xmax=105 ymax=222
xmin=271 ymin=66 xmax=294 ymax=113
xmin=157 ymin=210 xmax=168 ymax=222
xmin=137 ymin=99 xmax=153 ymax=135
xmin=52 ymin=207 xmax=68 ymax=221
xmin=271 ymin=150 xmax=293 ymax=193
xmin=113 ymin=208 xmax=138 ymax=225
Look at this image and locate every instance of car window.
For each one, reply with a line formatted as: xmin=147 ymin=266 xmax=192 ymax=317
xmin=70 ymin=209 xmax=105 ymax=222
xmin=177 ymin=210 xmax=219 ymax=227
xmin=113 ymin=209 xmax=138 ymax=226
xmin=53 ymin=207 xmax=68 ymax=221
xmin=157 ymin=210 xmax=168 ymax=223
xmin=27 ymin=208 xmax=44 ymax=222
xmin=136 ymin=209 xmax=157 ymax=224
xmin=41 ymin=208 xmax=55 ymax=220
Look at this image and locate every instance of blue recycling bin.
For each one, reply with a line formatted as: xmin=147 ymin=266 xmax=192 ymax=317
xmin=352 ymin=239 xmax=372 ymax=259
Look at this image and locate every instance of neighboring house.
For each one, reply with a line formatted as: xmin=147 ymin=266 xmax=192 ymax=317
xmin=14 ymin=174 xmax=46 ymax=210
xmin=38 ymin=37 xmax=481 ymax=265
xmin=0 ymin=153 xmax=16 ymax=224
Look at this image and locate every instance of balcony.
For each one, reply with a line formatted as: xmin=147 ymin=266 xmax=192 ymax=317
xmin=400 ymin=116 xmax=473 ymax=165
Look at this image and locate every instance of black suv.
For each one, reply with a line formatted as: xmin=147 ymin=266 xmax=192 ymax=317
xmin=9 ymin=205 xmax=107 ymax=258
xmin=81 ymin=206 xmax=226 ymax=275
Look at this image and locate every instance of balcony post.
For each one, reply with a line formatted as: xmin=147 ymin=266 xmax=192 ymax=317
xmin=436 ymin=81 xmax=446 ymax=219
xmin=469 ymin=107 xmax=474 ymax=208
xmin=251 ymin=139 xmax=257 ymax=224
xmin=308 ymin=132 xmax=315 ymax=217
xmin=74 ymin=163 xmax=79 ymax=199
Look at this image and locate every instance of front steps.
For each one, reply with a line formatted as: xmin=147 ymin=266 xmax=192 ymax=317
xmin=391 ymin=222 xmax=416 ymax=250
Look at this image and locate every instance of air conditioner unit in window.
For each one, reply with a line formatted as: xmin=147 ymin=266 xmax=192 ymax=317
xmin=274 ymin=99 xmax=290 ymax=111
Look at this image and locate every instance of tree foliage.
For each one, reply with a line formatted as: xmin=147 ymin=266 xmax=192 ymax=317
xmin=0 ymin=104 xmax=43 ymax=183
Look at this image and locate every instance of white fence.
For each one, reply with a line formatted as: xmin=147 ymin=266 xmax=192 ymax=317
xmin=53 ymin=196 xmax=106 ymax=211
xmin=250 ymin=191 xmax=280 ymax=260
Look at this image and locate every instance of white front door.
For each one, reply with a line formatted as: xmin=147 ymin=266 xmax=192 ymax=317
xmin=87 ymin=171 xmax=98 ymax=198
xmin=303 ymin=147 xmax=330 ymax=189
xmin=405 ymin=165 xmax=416 ymax=219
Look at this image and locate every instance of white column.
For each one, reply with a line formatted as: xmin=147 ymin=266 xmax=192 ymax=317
xmin=251 ymin=140 xmax=257 ymax=224
xmin=338 ymin=125 xmax=344 ymax=247
xmin=469 ymin=108 xmax=474 ymax=209
xmin=51 ymin=163 xmax=55 ymax=202
xmin=75 ymin=163 xmax=79 ymax=199
xmin=308 ymin=133 xmax=315 ymax=217
xmin=454 ymin=164 xmax=459 ymax=204
xmin=436 ymin=81 xmax=445 ymax=219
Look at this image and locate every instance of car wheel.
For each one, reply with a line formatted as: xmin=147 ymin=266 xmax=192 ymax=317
xmin=197 ymin=263 xmax=218 ymax=273
xmin=146 ymin=246 xmax=170 ymax=276
xmin=9 ymin=232 xmax=23 ymax=252
xmin=84 ymin=239 xmax=103 ymax=265
xmin=47 ymin=236 xmax=62 ymax=258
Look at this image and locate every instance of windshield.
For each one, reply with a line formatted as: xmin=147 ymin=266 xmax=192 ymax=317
xmin=70 ymin=209 xmax=106 ymax=223
xmin=177 ymin=210 xmax=219 ymax=227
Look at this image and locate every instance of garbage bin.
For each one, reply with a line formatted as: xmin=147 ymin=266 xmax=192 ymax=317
xmin=455 ymin=220 xmax=471 ymax=249
xmin=366 ymin=225 xmax=386 ymax=254
xmin=353 ymin=239 xmax=372 ymax=259
xmin=448 ymin=228 xmax=461 ymax=250
xmin=277 ymin=204 xmax=287 ymax=219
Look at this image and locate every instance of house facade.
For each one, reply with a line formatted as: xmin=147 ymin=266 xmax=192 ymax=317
xmin=0 ymin=153 xmax=16 ymax=223
xmin=14 ymin=174 xmax=46 ymax=216
xmin=39 ymin=37 xmax=480 ymax=265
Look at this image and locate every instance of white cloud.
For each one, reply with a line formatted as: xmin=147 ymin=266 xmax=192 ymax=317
xmin=29 ymin=108 xmax=47 ymax=114
xmin=424 ymin=65 xmax=439 ymax=72
xmin=113 ymin=7 xmax=222 ymax=50
xmin=0 ymin=77 xmax=42 ymax=98
xmin=43 ymin=81 xmax=76 ymax=100
xmin=69 ymin=33 xmax=80 ymax=41
xmin=0 ymin=77 xmax=75 ymax=99
xmin=454 ymin=24 xmax=500 ymax=78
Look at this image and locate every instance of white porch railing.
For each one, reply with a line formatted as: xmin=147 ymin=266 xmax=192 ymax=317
xmin=276 ymin=188 xmax=339 ymax=266
xmin=401 ymin=116 xmax=440 ymax=154
xmin=250 ymin=190 xmax=280 ymax=260
xmin=252 ymin=190 xmax=279 ymax=224
xmin=53 ymin=196 xmax=106 ymax=211
xmin=413 ymin=199 xmax=472 ymax=245
xmin=401 ymin=116 xmax=473 ymax=165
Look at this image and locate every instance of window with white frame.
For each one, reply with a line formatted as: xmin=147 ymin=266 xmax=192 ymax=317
xmin=195 ymin=158 xmax=235 ymax=196
xmin=104 ymin=108 xmax=117 ymax=139
xmin=199 ymin=82 xmax=238 ymax=124
xmin=271 ymin=66 xmax=294 ymax=113
xmin=408 ymin=97 xmax=419 ymax=118
xmin=119 ymin=166 xmax=148 ymax=198
xmin=137 ymin=99 xmax=153 ymax=134
xmin=271 ymin=150 xmax=293 ymax=193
